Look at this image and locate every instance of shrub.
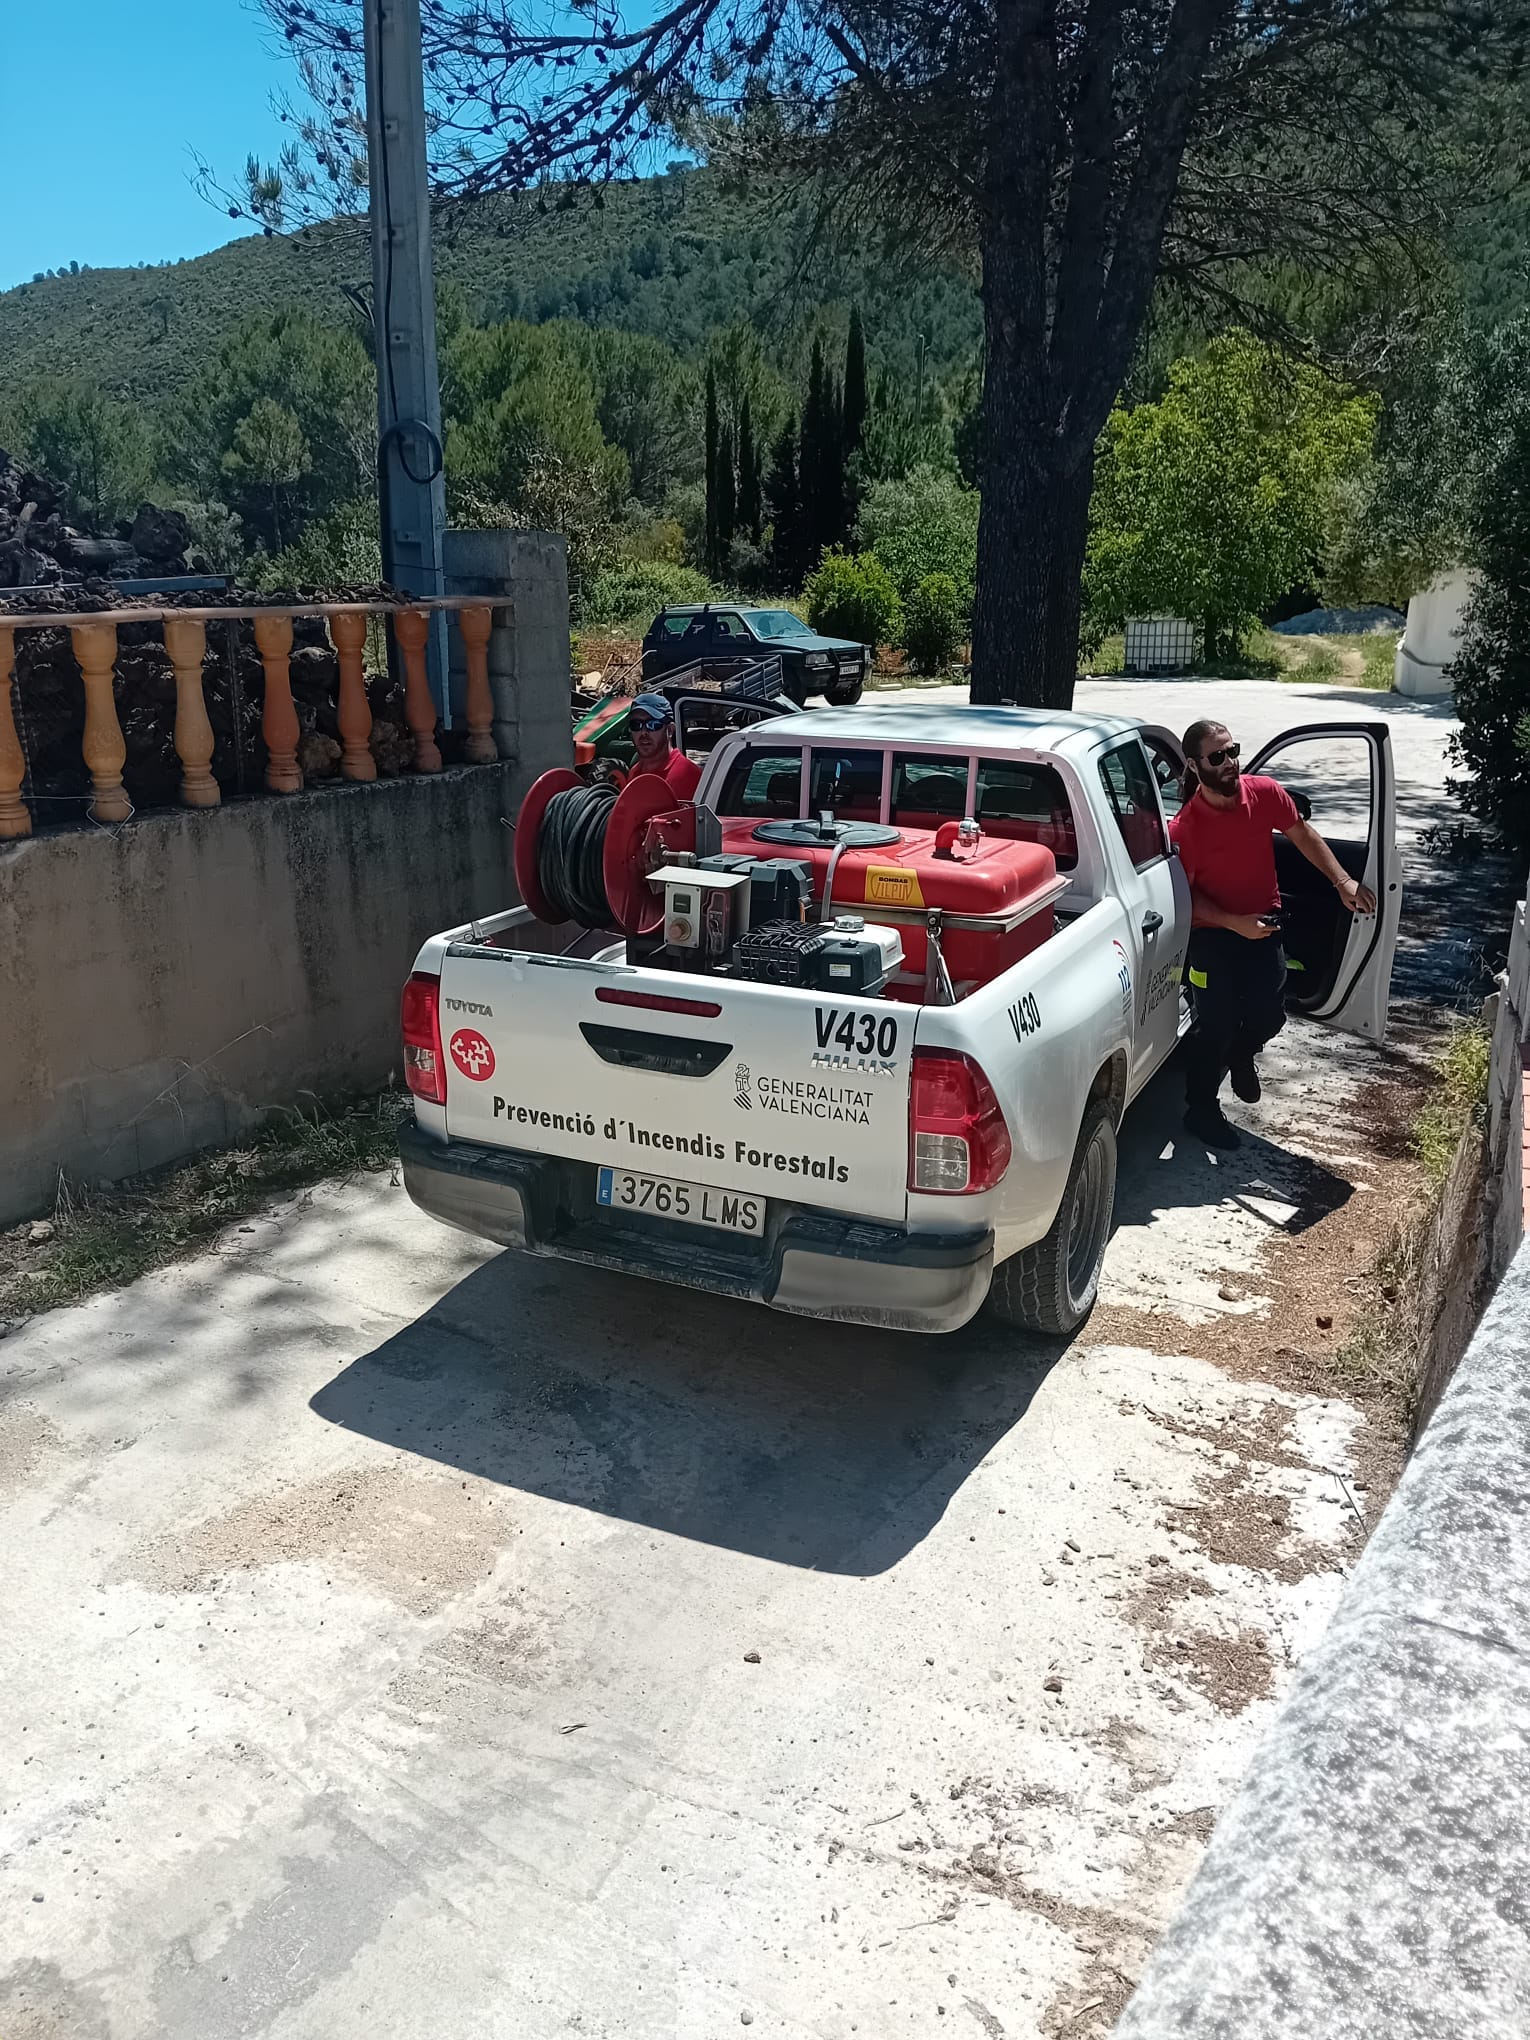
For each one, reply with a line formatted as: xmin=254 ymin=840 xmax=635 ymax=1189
xmin=901 ymin=572 xmax=965 ymax=673
xmin=804 ymin=549 xmax=902 ymax=649
xmin=578 ymin=558 xmax=715 ymax=631
xmin=854 ymin=465 xmax=979 ymax=608
xmin=252 ymin=497 xmax=380 ymax=591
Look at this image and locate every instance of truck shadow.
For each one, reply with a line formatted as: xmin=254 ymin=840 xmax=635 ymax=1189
xmin=310 ymin=1260 xmax=1069 ymax=1577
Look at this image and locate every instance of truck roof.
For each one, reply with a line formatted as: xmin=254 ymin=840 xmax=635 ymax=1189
xmin=747 ymin=702 xmax=1152 ymax=756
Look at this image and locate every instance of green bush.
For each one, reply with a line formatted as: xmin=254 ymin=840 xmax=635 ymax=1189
xmin=901 ymin=572 xmax=965 ymax=672
xmin=854 ymin=465 xmax=979 ymax=608
xmin=804 ymin=549 xmax=902 ymax=649
xmin=578 ymin=559 xmax=715 ymax=631
xmin=252 ymin=497 xmax=381 ymax=591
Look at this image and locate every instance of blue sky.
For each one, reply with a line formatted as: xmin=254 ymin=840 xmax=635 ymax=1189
xmin=1 ymin=1 xmax=293 ymax=290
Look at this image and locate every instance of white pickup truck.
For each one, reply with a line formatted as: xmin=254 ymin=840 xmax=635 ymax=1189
xmin=398 ymin=705 xmax=1401 ymax=1336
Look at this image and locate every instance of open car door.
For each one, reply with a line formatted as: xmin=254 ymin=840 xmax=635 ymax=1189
xmin=1245 ymin=722 xmax=1403 ymax=1042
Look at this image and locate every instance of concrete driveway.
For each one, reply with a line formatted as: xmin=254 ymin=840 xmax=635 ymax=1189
xmin=0 ymin=680 xmax=1475 ymax=2040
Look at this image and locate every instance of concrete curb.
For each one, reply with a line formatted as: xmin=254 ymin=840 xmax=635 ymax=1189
xmin=1114 ymin=1241 xmax=1530 ymax=2040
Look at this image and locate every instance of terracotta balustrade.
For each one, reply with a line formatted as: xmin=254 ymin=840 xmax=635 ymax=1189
xmin=252 ymin=614 xmax=302 ymax=794
xmin=71 ymin=622 xmax=132 ymax=824
xmin=161 ymin=617 xmax=221 ymax=808
xmin=0 ymin=595 xmax=508 ymax=831
xmin=392 ymin=608 xmax=443 ymax=773
xmin=328 ymin=610 xmax=377 ymax=781
xmin=457 ymin=604 xmax=497 ymax=763
xmin=0 ymin=625 xmax=30 ymax=839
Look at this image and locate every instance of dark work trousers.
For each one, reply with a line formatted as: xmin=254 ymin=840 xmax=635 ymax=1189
xmin=1183 ymin=928 xmax=1288 ymax=1109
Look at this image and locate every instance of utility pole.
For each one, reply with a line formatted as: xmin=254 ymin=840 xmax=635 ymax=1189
xmin=364 ymin=0 xmax=449 ymax=705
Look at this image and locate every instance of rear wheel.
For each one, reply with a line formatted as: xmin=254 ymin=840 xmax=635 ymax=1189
xmin=987 ymin=1099 xmax=1116 ymax=1336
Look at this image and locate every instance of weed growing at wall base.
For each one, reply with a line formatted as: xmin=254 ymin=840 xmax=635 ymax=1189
xmin=0 ymin=1091 xmax=409 ymax=1322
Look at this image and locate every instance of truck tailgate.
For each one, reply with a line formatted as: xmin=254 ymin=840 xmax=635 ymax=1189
xmin=438 ymin=947 xmax=911 ymax=1223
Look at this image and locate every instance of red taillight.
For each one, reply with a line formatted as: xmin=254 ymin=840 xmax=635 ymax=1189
xmin=401 ymin=972 xmax=446 ymax=1104
xmin=908 ymin=1049 xmax=1012 ymax=1194
xmin=595 ymin=987 xmax=723 ymax=1018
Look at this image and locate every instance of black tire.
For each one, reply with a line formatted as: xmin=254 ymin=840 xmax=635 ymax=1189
xmin=784 ymin=675 xmax=814 ymax=708
xmin=826 ymin=676 xmax=865 ymax=705
xmin=988 ymin=1099 xmax=1117 ymax=1336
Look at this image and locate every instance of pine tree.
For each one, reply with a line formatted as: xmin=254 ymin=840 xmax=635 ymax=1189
xmin=843 ymin=308 xmax=868 ymax=467
xmin=704 ymin=363 xmax=720 ymax=576
xmin=767 ymin=417 xmax=806 ymax=588
xmin=716 ymin=420 xmax=737 ymax=565
xmin=737 ymin=394 xmax=761 ymax=541
xmin=801 ymin=337 xmax=847 ymax=566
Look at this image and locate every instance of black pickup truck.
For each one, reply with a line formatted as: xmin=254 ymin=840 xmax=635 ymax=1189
xmin=641 ymin=604 xmax=867 ymax=706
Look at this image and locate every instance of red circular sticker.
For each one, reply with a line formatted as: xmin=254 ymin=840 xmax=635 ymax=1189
xmin=449 ymin=1028 xmax=496 ymax=1082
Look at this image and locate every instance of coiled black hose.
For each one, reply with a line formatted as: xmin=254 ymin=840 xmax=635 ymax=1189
xmin=538 ymin=782 xmax=619 ymax=926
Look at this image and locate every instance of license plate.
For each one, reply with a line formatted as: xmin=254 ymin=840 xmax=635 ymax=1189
xmin=596 ymin=1166 xmax=765 ymax=1236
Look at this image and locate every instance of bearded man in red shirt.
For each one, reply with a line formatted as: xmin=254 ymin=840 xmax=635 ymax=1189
xmin=1169 ymin=719 xmax=1377 ymax=1152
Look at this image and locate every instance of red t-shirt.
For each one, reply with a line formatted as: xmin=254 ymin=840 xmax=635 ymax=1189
xmin=632 ymin=746 xmax=702 ymax=799
xmin=1168 ymin=774 xmax=1301 ymax=916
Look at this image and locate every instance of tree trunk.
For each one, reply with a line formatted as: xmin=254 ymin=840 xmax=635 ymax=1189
xmin=969 ymin=321 xmax=1096 ymax=708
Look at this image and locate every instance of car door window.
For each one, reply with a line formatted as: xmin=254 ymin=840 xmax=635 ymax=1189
xmin=1098 ymin=740 xmax=1169 ymax=870
xmin=973 ymin=757 xmax=1078 ymax=869
xmin=1143 ymin=734 xmax=1188 ymax=818
xmin=891 ymin=754 xmax=970 ymax=827
xmin=808 ymin=748 xmax=884 ymax=821
xmin=713 ymin=613 xmax=753 ymax=644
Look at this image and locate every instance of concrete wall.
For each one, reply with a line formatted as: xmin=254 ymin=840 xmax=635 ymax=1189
xmin=1394 ymin=568 xmax=1474 ymax=698
xmin=0 ymin=766 xmax=543 ymax=1225
xmin=1114 ymin=1240 xmax=1530 ymax=2040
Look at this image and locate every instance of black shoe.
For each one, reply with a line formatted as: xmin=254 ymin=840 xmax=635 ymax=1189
xmin=1229 ymin=1059 xmax=1261 ymax=1104
xmin=1184 ymin=1103 xmax=1241 ymax=1151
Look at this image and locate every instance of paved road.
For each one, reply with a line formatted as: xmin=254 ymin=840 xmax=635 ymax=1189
xmin=0 ymin=680 xmax=1472 ymax=2040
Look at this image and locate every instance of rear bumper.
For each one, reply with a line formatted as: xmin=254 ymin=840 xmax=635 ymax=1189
xmin=399 ymin=1121 xmax=992 ymax=1334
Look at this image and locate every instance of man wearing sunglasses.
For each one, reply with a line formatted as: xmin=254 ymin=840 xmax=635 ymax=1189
xmin=1169 ymin=718 xmax=1377 ymax=1151
xmin=627 ymin=692 xmax=702 ymax=799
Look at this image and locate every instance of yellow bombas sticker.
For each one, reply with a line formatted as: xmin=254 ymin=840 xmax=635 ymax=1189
xmin=863 ymin=864 xmax=925 ymax=908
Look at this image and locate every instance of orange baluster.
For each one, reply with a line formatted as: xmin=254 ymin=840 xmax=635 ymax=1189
xmin=71 ymin=622 xmax=132 ymax=823
xmin=457 ymin=604 xmax=497 ymax=763
xmin=0 ymin=625 xmax=31 ymax=838
xmin=162 ymin=617 xmax=220 ymax=808
xmin=253 ymin=613 xmax=302 ymax=794
xmin=328 ymin=610 xmax=376 ymax=781
xmin=392 ymin=608 xmax=442 ymax=772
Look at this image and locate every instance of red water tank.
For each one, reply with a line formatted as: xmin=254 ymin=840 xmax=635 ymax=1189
xmin=716 ymin=820 xmax=1062 ymax=991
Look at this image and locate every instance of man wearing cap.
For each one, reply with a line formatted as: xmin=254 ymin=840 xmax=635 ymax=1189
xmin=628 ymin=693 xmax=702 ymax=799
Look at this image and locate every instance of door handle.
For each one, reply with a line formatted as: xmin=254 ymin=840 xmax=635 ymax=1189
xmin=1141 ymin=909 xmax=1164 ymax=935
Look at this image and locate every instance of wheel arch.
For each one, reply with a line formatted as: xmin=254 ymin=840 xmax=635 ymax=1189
xmin=1089 ymin=1051 xmax=1131 ymax=1132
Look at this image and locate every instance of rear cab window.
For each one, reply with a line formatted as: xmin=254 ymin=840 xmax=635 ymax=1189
xmin=716 ymin=747 xmax=803 ymax=817
xmin=890 ymin=754 xmax=971 ymax=827
xmin=973 ymin=757 xmax=1078 ymax=870
xmin=808 ymin=747 xmax=885 ymax=821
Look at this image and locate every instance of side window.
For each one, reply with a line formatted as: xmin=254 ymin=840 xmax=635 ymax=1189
xmin=713 ymin=613 xmax=752 ymax=642
xmin=658 ymin=613 xmax=692 ymax=640
xmin=808 ymin=747 xmax=884 ymax=821
xmin=1098 ymin=740 xmax=1169 ymax=870
xmin=973 ymin=757 xmax=1078 ymax=871
xmin=717 ymin=748 xmax=802 ymax=817
xmin=1144 ymin=734 xmax=1187 ymax=818
xmin=890 ymin=753 xmax=969 ymax=826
